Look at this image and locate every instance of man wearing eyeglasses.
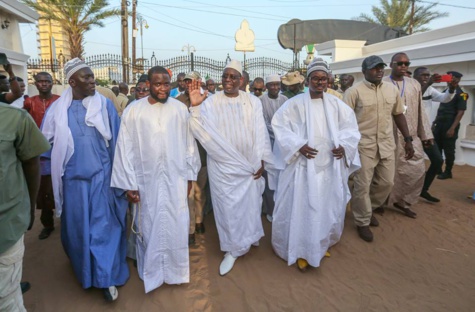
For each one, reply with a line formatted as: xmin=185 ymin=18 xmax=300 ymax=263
xmin=271 ymin=58 xmax=361 ymax=272
xmin=344 ymin=55 xmax=414 ymax=242
xmin=188 ymin=60 xmax=273 ymax=276
xmin=382 ymin=52 xmax=433 ymax=219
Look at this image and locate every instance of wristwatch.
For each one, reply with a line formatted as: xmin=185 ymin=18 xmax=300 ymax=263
xmin=404 ymin=136 xmax=413 ymax=142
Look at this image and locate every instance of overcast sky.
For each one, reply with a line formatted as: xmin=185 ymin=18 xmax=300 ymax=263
xmin=20 ymin=0 xmax=475 ymax=63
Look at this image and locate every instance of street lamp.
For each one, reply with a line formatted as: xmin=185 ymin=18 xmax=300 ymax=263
xmin=182 ymin=43 xmax=196 ymax=56
xmin=133 ymin=16 xmax=149 ymax=61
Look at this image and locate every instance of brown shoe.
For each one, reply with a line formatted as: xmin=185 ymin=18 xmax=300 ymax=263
xmin=370 ymin=215 xmax=379 ymax=227
xmin=188 ymin=234 xmax=196 ymax=246
xmin=394 ymin=203 xmax=417 ymax=219
xmin=357 ymin=226 xmax=373 ymax=242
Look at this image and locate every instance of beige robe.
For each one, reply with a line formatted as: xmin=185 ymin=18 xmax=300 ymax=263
xmin=383 ymin=76 xmax=432 ymax=207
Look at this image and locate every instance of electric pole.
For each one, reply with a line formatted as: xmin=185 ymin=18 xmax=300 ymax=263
xmin=132 ymin=0 xmax=137 ymax=72
xmin=121 ymin=0 xmax=129 ymax=82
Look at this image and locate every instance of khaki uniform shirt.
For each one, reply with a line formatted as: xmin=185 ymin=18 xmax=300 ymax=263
xmin=343 ymin=80 xmax=404 ymax=159
xmin=116 ymin=93 xmax=129 ymax=116
xmin=326 ymin=88 xmax=343 ymax=100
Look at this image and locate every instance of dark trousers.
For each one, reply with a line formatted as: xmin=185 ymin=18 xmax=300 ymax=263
xmin=37 ymin=175 xmax=55 ymax=229
xmin=422 ymin=142 xmax=443 ymax=192
xmin=433 ymin=119 xmax=459 ymax=173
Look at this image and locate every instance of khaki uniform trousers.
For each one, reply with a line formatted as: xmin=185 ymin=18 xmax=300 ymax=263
xmin=188 ymin=166 xmax=208 ymax=234
xmin=351 ymin=151 xmax=395 ymax=227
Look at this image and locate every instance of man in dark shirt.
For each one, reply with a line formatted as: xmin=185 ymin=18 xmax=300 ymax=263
xmin=0 ymin=64 xmax=22 ymax=104
xmin=433 ymin=71 xmax=468 ymax=179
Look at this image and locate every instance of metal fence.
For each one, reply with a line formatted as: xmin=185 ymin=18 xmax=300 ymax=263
xmin=27 ymin=53 xmax=295 ymax=85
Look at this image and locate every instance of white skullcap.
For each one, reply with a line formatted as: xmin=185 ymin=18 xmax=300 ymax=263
xmin=64 ymin=58 xmax=89 ymax=81
xmin=265 ymin=73 xmax=281 ymax=84
xmin=306 ymin=57 xmax=330 ymax=77
xmin=224 ymin=59 xmax=243 ymax=76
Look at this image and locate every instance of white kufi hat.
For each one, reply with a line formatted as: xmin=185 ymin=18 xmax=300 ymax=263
xmin=64 ymin=58 xmax=89 ymax=81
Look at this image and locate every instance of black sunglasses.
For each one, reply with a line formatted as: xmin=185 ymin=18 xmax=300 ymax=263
xmin=393 ymin=61 xmax=411 ymax=67
xmin=254 ymin=88 xmax=263 ymax=92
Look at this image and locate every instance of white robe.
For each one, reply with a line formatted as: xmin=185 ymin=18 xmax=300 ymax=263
xmin=271 ymin=92 xmax=361 ymax=267
xmin=111 ymin=97 xmax=200 ymax=293
xmin=189 ymin=91 xmax=273 ymax=257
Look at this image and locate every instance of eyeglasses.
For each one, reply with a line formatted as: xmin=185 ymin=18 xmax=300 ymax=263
xmin=221 ymin=74 xmax=241 ymax=80
xmin=135 ymin=87 xmax=149 ymax=92
xmin=393 ymin=61 xmax=411 ymax=67
xmin=253 ymin=88 xmax=263 ymax=92
xmin=310 ymin=77 xmax=328 ymax=83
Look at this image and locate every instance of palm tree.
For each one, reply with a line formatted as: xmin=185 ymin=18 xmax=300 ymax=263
xmin=23 ymin=0 xmax=120 ymax=58
xmin=354 ymin=0 xmax=448 ymax=34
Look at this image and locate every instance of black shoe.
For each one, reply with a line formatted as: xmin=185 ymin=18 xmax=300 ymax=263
xmin=357 ymin=226 xmax=373 ymax=242
xmin=370 ymin=215 xmax=379 ymax=227
xmin=195 ymin=223 xmax=205 ymax=234
xmin=420 ymin=191 xmax=440 ymax=202
xmin=373 ymin=207 xmax=385 ymax=215
xmin=20 ymin=282 xmax=31 ymax=294
xmin=188 ymin=233 xmax=196 ymax=246
xmin=103 ymin=286 xmax=118 ymax=302
xmin=437 ymin=172 xmax=452 ymax=180
xmin=38 ymin=227 xmax=55 ymax=240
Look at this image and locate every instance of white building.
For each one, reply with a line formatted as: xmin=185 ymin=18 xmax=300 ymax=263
xmin=317 ymin=20 xmax=475 ymax=166
xmin=0 ymin=0 xmax=39 ymax=81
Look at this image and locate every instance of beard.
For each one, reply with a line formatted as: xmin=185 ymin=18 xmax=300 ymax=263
xmin=150 ymin=92 xmax=169 ymax=104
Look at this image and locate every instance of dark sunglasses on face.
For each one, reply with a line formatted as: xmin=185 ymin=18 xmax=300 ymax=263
xmin=221 ymin=74 xmax=241 ymax=80
xmin=254 ymin=88 xmax=263 ymax=92
xmin=393 ymin=61 xmax=411 ymax=67
xmin=136 ymin=87 xmax=149 ymax=92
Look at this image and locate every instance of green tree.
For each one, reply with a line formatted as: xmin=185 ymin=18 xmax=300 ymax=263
xmin=354 ymin=0 xmax=448 ymax=34
xmin=23 ymin=0 xmax=120 ymax=58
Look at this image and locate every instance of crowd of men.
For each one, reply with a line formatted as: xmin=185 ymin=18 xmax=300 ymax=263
xmin=0 ymin=52 xmax=468 ymax=309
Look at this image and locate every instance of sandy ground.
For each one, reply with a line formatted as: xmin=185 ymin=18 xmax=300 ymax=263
xmin=22 ymin=164 xmax=475 ymax=312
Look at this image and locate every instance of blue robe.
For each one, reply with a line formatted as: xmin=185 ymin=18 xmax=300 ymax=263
xmin=61 ymin=99 xmax=129 ymax=289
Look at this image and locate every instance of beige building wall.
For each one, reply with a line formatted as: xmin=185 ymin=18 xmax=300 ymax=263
xmin=36 ymin=0 xmax=70 ymax=59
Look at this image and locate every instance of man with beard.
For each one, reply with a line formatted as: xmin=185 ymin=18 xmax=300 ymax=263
xmin=112 ymin=66 xmax=200 ymax=293
xmin=188 ymin=60 xmax=273 ymax=276
xmin=42 ymin=58 xmax=129 ymax=301
xmin=344 ymin=55 xmax=414 ymax=242
xmin=23 ymin=72 xmax=60 ymax=240
xmin=383 ymin=52 xmax=432 ymax=219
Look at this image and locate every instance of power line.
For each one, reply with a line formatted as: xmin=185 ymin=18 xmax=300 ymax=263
xmin=418 ymin=1 xmax=475 ymax=10
xmin=139 ymin=2 xmax=288 ymax=22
